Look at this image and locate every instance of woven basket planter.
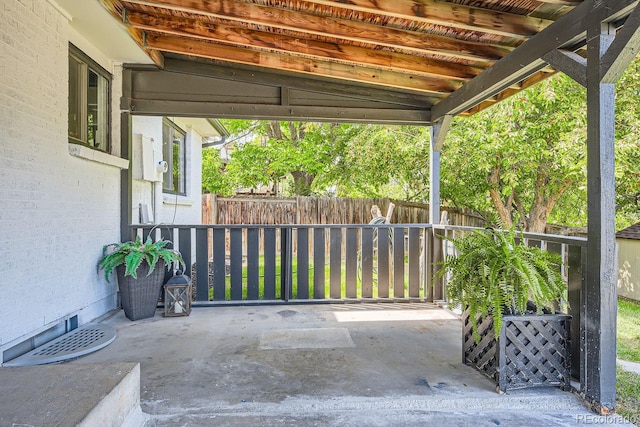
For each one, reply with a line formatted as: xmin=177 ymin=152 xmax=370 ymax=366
xmin=462 ymin=310 xmax=571 ymax=393
xmin=116 ymin=260 xmax=166 ymax=321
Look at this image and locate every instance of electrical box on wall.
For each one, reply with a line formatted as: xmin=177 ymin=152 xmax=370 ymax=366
xmin=133 ymin=134 xmax=166 ymax=182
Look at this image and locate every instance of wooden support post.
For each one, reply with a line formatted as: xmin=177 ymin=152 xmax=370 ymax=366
xmin=542 ymin=5 xmax=640 ymax=411
xmin=583 ymin=22 xmax=618 ymax=413
xmin=429 ymin=115 xmax=451 ymax=225
xmin=119 ymin=110 xmax=133 ymax=242
xmin=429 ymin=116 xmax=451 ymax=301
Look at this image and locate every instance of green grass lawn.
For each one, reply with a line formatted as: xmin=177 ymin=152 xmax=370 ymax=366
xmin=617 ymin=298 xmax=640 ymax=421
xmin=618 ymin=298 xmax=640 ymax=362
xmin=215 ymin=253 xmax=420 ymax=301
xmin=616 ymin=367 xmax=640 ymax=422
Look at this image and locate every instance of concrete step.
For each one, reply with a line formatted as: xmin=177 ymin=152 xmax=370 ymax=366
xmin=0 ymin=362 xmax=148 ymax=427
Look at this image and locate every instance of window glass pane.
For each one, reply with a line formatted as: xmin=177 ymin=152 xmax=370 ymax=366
xmin=68 ymin=56 xmax=81 ymax=140
xmin=162 ymin=122 xmax=173 ymax=192
xmin=68 ymin=45 xmax=111 ymax=152
xmin=173 ymin=137 xmax=184 ymax=193
xmin=87 ymin=68 xmax=109 ymax=150
xmin=162 ymin=120 xmax=186 ymax=195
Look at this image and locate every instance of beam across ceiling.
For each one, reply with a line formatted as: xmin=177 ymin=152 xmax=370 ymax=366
xmin=160 ymin=57 xmax=438 ymax=108
xmin=124 ymin=61 xmax=432 ymax=124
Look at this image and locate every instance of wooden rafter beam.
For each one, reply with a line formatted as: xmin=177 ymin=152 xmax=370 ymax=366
xmin=296 ymin=0 xmax=553 ymax=39
xmin=126 ymin=11 xmax=485 ymax=80
xmin=98 ymin=0 xmax=164 ymax=67
xmin=123 ymin=8 xmax=508 ymax=63
xmin=460 ymin=70 xmax=557 ymax=116
xmin=122 ymin=0 xmax=516 ymax=59
xmin=143 ymin=33 xmax=464 ymax=94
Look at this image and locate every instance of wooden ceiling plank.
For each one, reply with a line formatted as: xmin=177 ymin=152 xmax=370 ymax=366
xmin=432 ymin=0 xmax=638 ymax=119
xmin=121 ymin=0 xmax=514 ymax=59
xmin=125 ymin=10 xmax=485 ymax=80
xmin=301 ymin=0 xmax=553 ymax=38
xmin=535 ymin=0 xmax=584 ymax=4
xmin=144 ymin=33 xmax=463 ymax=94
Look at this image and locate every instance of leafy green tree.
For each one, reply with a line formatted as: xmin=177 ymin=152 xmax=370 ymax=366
xmin=442 ymin=74 xmax=587 ymax=232
xmin=328 ymin=125 xmax=432 ymax=201
xmin=214 ymin=120 xmax=356 ymax=196
xmin=442 ymin=56 xmax=640 ymax=232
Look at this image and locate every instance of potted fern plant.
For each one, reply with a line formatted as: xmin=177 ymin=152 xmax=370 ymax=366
xmin=439 ymin=227 xmax=571 ymax=392
xmin=99 ymin=236 xmax=184 ymax=321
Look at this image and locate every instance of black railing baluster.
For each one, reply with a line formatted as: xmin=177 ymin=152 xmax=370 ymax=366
xmin=280 ymin=228 xmax=293 ymax=301
xmin=313 ymin=228 xmax=325 ymax=299
xmin=345 ymin=228 xmax=357 ymax=298
xmin=393 ymin=227 xmax=405 ymax=298
xmin=377 ymin=226 xmax=390 ymax=298
xmin=568 ymin=244 xmax=584 ymax=381
xmin=330 ymin=228 xmax=342 ymax=298
xmin=195 ymin=228 xmax=209 ymax=301
xmin=212 ymin=228 xmax=226 ymax=301
xmin=178 ymin=228 xmax=192 ymax=276
xmin=263 ymin=228 xmax=276 ymax=299
xmin=361 ymin=227 xmax=374 ymax=298
xmin=297 ymin=228 xmax=309 ymax=300
xmin=247 ymin=228 xmax=260 ymax=300
xmin=408 ymin=228 xmax=420 ymax=298
xmin=230 ymin=228 xmax=243 ymax=300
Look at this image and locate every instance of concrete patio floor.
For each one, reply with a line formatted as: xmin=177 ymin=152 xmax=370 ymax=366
xmin=71 ymin=302 xmax=629 ymax=426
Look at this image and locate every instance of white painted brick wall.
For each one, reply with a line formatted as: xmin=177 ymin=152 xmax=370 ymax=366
xmin=0 ymin=1 xmax=122 ymax=354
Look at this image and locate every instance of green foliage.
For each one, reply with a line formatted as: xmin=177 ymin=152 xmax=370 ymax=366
xmin=216 ymin=120 xmax=354 ymax=196
xmin=617 ymin=367 xmax=640 ymax=422
xmin=442 ymin=74 xmax=587 ymax=231
xmin=201 ymin=147 xmax=232 ymax=195
xmin=98 ymin=236 xmax=184 ymax=282
xmin=202 ymin=58 xmax=640 ymax=230
xmin=442 ymin=57 xmax=640 ymax=231
xmin=439 ymin=227 xmax=566 ymax=341
xmin=329 ymin=125 xmax=432 ymax=201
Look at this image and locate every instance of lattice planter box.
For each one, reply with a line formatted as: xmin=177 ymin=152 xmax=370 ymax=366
xmin=462 ymin=311 xmax=571 ymax=393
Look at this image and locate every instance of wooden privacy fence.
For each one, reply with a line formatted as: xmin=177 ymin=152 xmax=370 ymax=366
xmin=203 ymin=195 xmax=485 ymax=227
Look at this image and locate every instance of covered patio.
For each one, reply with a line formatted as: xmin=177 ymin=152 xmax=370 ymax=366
xmin=1 ymin=0 xmax=638 ymax=423
xmin=69 ymin=303 xmax=603 ymax=426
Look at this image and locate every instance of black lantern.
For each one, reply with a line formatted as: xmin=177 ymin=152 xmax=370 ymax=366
xmin=164 ymin=271 xmax=192 ymax=317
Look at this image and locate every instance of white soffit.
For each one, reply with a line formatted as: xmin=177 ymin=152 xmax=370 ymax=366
xmin=53 ymin=0 xmax=153 ymax=65
xmin=173 ymin=118 xmax=224 ymax=138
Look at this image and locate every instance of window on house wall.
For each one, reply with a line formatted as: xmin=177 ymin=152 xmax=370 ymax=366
xmin=68 ymin=44 xmax=110 ymax=152
xmin=163 ymin=118 xmax=186 ymax=195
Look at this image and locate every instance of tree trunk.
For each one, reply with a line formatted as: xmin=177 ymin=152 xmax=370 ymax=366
xmin=291 ymin=171 xmax=315 ymax=196
xmin=488 ymin=166 xmax=514 ymax=228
